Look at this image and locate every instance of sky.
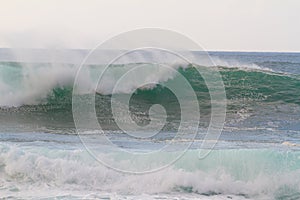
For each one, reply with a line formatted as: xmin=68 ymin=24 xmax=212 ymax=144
xmin=0 ymin=0 xmax=299 ymax=52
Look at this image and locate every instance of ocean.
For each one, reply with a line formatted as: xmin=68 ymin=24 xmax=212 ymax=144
xmin=0 ymin=49 xmax=300 ymax=199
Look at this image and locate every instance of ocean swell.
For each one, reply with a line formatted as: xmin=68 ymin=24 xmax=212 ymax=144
xmin=0 ymin=61 xmax=299 ymax=108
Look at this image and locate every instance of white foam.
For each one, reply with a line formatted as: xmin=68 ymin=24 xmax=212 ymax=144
xmin=210 ymin=56 xmax=274 ymax=72
xmin=0 ymin=63 xmax=78 ymax=106
xmin=1 ymin=143 xmax=299 ymax=199
xmin=0 ymin=61 xmax=186 ymax=107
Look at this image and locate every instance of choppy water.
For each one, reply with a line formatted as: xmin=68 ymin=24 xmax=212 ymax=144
xmin=0 ymin=49 xmax=299 ymax=199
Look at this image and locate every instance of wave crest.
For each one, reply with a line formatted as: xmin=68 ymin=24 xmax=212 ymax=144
xmin=0 ymin=61 xmax=299 ymax=108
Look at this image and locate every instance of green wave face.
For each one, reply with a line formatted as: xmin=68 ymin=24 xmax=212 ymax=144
xmin=1 ymin=62 xmax=299 ymax=105
xmin=2 ymin=64 xmax=299 ymax=105
xmin=46 ymin=67 xmax=300 ymax=106
xmin=219 ymin=68 xmax=300 ymax=105
xmin=0 ymin=62 xmax=299 ymax=133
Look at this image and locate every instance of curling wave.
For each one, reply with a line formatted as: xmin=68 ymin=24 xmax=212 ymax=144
xmin=0 ymin=61 xmax=299 ymax=108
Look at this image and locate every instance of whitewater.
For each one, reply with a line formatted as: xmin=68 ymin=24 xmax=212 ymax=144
xmin=0 ymin=49 xmax=300 ymax=199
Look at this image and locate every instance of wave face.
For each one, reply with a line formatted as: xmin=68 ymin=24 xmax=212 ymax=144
xmin=1 ymin=61 xmax=299 ymax=107
xmin=1 ymin=60 xmax=299 ymax=106
xmin=0 ymin=60 xmax=299 ymax=133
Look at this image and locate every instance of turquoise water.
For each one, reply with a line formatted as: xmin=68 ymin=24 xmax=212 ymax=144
xmin=0 ymin=50 xmax=300 ymax=199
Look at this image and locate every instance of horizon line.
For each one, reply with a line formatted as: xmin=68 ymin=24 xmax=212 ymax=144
xmin=0 ymin=47 xmax=299 ymax=54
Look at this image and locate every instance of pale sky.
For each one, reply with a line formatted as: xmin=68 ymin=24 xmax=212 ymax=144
xmin=0 ymin=0 xmax=299 ymax=52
